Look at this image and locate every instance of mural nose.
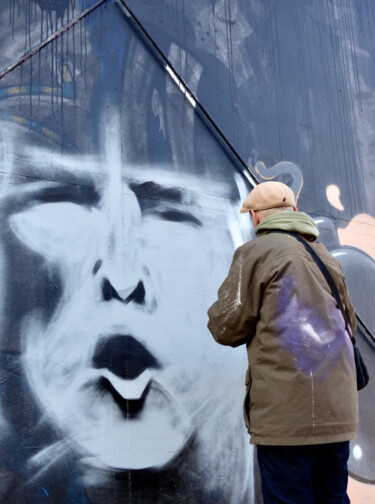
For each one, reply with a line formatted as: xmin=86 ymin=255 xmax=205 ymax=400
xmin=124 ymin=281 xmax=146 ymax=304
xmin=92 ymin=334 xmax=161 ymax=379
xmin=101 ymin=278 xmax=146 ymax=304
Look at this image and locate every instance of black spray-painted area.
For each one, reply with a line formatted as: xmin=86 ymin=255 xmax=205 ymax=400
xmin=0 ymin=0 xmax=374 ymax=502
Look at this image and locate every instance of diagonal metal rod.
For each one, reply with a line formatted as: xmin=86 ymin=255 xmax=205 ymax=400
xmin=114 ymin=0 xmax=258 ymax=187
xmin=0 ymin=0 xmax=106 ymax=82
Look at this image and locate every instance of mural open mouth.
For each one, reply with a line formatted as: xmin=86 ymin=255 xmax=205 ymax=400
xmin=90 ymin=333 xmax=192 ymax=433
xmin=91 ymin=333 xmax=163 ymax=418
xmin=65 ymin=333 xmax=194 ymax=470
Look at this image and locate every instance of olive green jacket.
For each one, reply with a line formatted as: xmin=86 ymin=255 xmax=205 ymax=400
xmin=207 ymin=215 xmax=358 ymax=445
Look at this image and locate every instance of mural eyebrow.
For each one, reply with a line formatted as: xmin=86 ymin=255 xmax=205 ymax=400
xmin=2 ymin=174 xmax=102 ymax=216
xmin=128 ymin=181 xmax=186 ymax=205
xmin=32 ymin=184 xmax=101 ymax=207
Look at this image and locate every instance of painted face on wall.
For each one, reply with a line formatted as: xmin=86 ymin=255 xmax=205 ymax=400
xmin=2 ymin=124 xmax=250 ymax=477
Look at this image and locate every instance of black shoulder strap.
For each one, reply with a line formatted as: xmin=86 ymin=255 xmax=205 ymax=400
xmin=268 ymin=230 xmax=355 ymax=343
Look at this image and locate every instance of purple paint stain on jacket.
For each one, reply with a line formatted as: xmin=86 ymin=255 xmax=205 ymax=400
xmin=276 ymin=275 xmax=353 ymax=379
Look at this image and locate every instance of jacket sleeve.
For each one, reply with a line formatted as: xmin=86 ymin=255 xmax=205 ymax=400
xmin=207 ymin=245 xmax=262 ymax=347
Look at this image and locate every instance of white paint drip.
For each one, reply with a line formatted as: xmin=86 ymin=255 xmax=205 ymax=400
xmin=233 ymin=259 xmax=244 ymax=310
xmin=310 ymin=370 xmax=315 ymax=427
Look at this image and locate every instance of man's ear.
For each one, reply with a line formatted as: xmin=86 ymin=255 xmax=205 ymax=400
xmin=253 ymin=210 xmax=262 ymax=226
xmin=250 ymin=210 xmax=257 ymax=228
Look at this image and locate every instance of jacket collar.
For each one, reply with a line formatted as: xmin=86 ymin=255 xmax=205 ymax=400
xmin=255 ymin=211 xmax=319 ymax=241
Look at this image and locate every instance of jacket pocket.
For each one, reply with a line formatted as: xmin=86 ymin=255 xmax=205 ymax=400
xmin=243 ymin=368 xmax=251 ymax=433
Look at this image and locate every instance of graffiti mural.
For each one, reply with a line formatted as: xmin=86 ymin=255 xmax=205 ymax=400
xmin=0 ymin=125 xmax=254 ymax=502
xmin=1 ymin=0 xmax=375 ymax=503
xmin=0 ymin=2 xmax=256 ymax=502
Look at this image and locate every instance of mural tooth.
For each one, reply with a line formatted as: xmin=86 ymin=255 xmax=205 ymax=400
xmin=101 ymin=369 xmax=152 ymax=400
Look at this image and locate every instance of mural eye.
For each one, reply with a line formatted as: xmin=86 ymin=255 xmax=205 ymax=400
xmin=9 ymin=202 xmax=97 ymax=257
xmin=154 ymin=209 xmax=202 ymax=227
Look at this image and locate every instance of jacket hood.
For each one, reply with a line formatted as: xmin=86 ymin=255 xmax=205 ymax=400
xmin=255 ymin=211 xmax=319 ymax=241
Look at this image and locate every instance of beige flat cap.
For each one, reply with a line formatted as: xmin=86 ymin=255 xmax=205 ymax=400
xmin=240 ymin=181 xmax=295 ymax=213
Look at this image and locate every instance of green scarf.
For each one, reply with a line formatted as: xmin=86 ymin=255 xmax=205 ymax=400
xmin=255 ymin=211 xmax=319 ymax=241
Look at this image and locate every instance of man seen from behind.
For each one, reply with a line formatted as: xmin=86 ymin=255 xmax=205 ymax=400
xmin=207 ymin=181 xmax=358 ymax=504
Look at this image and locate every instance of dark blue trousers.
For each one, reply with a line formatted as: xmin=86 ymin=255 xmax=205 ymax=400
xmin=256 ymin=442 xmax=351 ymax=504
